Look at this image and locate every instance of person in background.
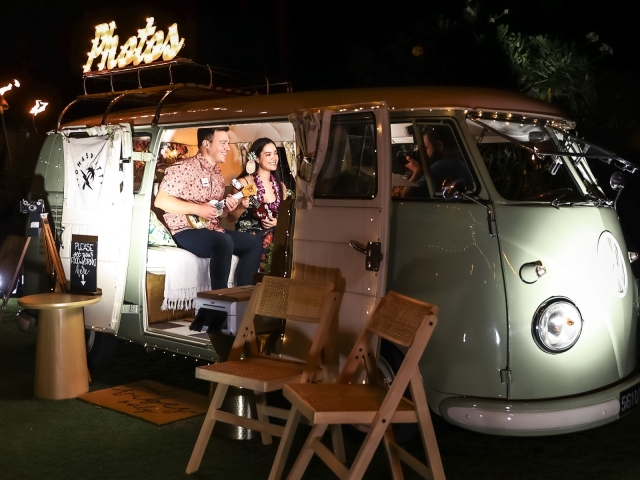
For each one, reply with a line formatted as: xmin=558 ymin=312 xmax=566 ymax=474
xmin=422 ymin=126 xmax=474 ymax=192
xmin=154 ymin=127 xmax=262 ymax=289
xmin=228 ymin=137 xmax=287 ymax=274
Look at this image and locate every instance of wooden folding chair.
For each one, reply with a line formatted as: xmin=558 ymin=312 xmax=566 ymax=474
xmin=269 ymin=291 xmax=445 ymax=480
xmin=186 ymin=276 xmax=341 ymax=474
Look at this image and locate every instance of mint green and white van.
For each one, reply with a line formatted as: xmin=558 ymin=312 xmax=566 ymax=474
xmin=24 ymin=83 xmax=640 ymax=436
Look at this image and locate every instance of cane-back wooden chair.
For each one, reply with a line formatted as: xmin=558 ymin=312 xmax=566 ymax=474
xmin=269 ymin=290 xmax=445 ymax=480
xmin=186 ymin=276 xmax=340 ymax=474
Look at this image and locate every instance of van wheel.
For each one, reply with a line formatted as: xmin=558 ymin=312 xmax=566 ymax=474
xmin=86 ymin=330 xmax=119 ymax=368
xmin=352 ymin=341 xmax=418 ymax=444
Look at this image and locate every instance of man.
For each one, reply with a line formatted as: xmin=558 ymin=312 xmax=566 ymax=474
xmin=155 ymin=127 xmax=262 ymax=289
xmin=422 ymin=126 xmax=474 ymax=193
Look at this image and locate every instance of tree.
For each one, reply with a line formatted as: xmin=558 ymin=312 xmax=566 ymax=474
xmin=496 ymin=25 xmax=612 ymax=118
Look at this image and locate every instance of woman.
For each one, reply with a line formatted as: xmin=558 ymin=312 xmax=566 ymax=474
xmin=228 ymin=137 xmax=287 ymax=274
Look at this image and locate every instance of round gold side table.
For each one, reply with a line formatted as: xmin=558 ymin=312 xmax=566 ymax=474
xmin=18 ymin=293 xmax=102 ymax=399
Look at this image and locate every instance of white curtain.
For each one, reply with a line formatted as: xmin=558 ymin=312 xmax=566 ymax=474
xmin=289 ymin=110 xmax=332 ymax=209
xmin=235 ymin=142 xmax=253 ymax=172
xmin=62 ymin=124 xmax=133 ymax=209
xmin=282 ymin=141 xmax=297 ymax=178
xmin=63 ymin=135 xmax=109 ymax=208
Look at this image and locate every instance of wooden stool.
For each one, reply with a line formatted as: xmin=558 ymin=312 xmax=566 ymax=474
xmin=18 ymin=293 xmax=101 ymax=399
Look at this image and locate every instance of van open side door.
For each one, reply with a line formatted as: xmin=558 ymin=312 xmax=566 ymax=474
xmin=59 ymin=125 xmax=134 ymax=333
xmin=289 ymin=105 xmax=391 ymax=367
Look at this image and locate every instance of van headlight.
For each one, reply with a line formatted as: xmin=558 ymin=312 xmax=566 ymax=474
xmin=532 ymin=298 xmax=583 ymax=353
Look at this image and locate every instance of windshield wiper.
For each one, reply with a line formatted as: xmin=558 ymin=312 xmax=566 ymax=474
xmin=551 ymin=193 xmax=570 ymax=208
xmin=551 ymin=195 xmax=611 ymax=208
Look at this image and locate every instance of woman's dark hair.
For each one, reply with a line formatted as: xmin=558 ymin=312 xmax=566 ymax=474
xmin=250 ymin=137 xmax=276 ymax=158
xmin=242 ymin=137 xmax=283 ymax=183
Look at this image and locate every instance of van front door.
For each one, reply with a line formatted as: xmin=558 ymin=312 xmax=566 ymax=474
xmin=291 ymin=108 xmax=390 ymax=367
xmin=387 ymin=114 xmax=508 ymax=402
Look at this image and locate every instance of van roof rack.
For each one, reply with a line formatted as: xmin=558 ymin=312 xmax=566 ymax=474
xmin=57 ymin=58 xmax=291 ymax=131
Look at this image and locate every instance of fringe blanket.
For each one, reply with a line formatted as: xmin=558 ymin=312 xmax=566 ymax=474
xmin=160 ymin=247 xmax=210 ymax=311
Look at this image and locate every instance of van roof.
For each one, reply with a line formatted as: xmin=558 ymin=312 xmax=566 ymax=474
xmin=63 ymin=86 xmax=570 ymax=129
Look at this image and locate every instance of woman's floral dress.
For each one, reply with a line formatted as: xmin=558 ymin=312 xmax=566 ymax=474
xmin=235 ymin=174 xmax=282 ymax=274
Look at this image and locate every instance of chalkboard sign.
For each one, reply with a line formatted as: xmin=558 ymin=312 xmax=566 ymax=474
xmin=70 ymin=234 xmax=99 ymax=294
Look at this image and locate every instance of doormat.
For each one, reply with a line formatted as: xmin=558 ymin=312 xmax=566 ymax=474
xmin=78 ymin=380 xmax=209 ymax=425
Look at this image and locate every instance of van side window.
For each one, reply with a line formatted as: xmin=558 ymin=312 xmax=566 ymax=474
xmin=391 ymin=121 xmax=475 ymax=200
xmin=314 ymin=112 xmax=377 ymax=199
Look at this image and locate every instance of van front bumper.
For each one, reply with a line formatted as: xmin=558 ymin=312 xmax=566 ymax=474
xmin=439 ymin=369 xmax=640 ymax=436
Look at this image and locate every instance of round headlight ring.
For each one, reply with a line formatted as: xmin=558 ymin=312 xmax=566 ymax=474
xmin=531 ymin=297 xmax=583 ymax=354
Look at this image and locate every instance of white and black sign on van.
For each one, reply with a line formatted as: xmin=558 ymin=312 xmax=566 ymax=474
xmin=70 ymin=234 xmax=100 ymax=294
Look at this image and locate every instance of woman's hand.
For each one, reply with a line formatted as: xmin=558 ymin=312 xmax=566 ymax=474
xmin=261 ymin=215 xmax=277 ymax=229
xmin=240 ymin=197 xmax=250 ymax=209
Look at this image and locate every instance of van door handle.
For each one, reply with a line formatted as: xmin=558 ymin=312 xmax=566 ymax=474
xmin=349 ymin=240 xmax=383 ymax=272
xmin=519 ymin=261 xmax=547 ymax=284
xmin=349 ymin=240 xmax=367 ymax=255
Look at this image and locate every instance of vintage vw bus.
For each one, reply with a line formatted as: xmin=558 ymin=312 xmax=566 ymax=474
xmin=23 ymin=74 xmax=640 ymax=436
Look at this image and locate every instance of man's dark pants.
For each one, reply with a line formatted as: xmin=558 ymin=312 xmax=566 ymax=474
xmin=173 ymin=228 xmax=262 ymax=289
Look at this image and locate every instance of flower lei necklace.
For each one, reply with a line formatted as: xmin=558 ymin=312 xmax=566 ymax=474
xmin=253 ymin=172 xmax=280 ymax=216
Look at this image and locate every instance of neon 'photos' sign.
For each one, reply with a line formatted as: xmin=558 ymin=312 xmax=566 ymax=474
xmin=83 ymin=17 xmax=184 ymax=73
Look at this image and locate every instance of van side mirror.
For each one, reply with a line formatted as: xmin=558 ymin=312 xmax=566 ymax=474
xmin=610 ymin=171 xmax=625 ymax=210
xmin=442 ymin=179 xmax=466 ymax=201
xmin=610 ymin=171 xmax=625 ymax=191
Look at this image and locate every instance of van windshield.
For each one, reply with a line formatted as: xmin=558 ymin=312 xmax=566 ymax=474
xmin=467 ymin=117 xmax=636 ymax=204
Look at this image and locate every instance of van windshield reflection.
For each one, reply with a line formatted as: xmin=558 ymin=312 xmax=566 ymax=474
xmin=467 ymin=117 xmax=636 ymax=204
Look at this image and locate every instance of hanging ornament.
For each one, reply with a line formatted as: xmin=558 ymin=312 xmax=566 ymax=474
xmin=246 ymin=151 xmax=257 ymax=174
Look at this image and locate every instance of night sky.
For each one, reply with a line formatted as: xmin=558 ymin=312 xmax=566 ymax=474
xmin=2 ymin=0 xmax=638 ymax=128
xmin=2 ymin=0 xmax=639 ymax=249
